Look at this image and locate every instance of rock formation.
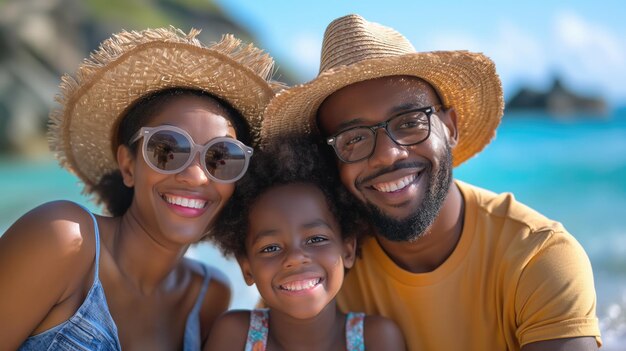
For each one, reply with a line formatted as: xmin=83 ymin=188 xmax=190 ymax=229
xmin=0 ymin=0 xmax=286 ymax=155
xmin=506 ymin=77 xmax=608 ymax=117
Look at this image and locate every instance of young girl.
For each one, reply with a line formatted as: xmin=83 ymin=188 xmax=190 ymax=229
xmin=206 ymin=137 xmax=406 ymax=351
xmin=0 ymin=28 xmax=278 ymax=350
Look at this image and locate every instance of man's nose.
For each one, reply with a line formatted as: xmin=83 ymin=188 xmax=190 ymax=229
xmin=368 ymin=128 xmax=408 ymax=168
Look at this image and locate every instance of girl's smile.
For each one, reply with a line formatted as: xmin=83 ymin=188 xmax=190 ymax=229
xmin=278 ymin=277 xmax=323 ymax=292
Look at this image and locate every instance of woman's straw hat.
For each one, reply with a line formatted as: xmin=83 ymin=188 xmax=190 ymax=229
xmin=262 ymin=14 xmax=504 ymax=166
xmin=49 ymin=27 xmax=280 ymax=193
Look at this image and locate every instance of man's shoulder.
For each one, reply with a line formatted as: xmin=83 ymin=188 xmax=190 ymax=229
xmin=456 ymin=180 xmax=591 ymax=273
xmin=456 ymin=180 xmax=564 ymax=235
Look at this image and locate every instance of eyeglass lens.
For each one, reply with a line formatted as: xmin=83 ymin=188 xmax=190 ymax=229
xmin=145 ymin=129 xmax=246 ymax=179
xmin=204 ymin=141 xmax=246 ymax=181
xmin=146 ymin=130 xmax=191 ymax=171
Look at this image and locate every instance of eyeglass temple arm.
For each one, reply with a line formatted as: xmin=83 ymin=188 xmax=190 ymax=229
xmin=130 ymin=129 xmax=148 ymax=143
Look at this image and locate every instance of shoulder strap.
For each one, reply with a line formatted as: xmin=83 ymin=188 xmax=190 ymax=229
xmin=75 ymin=203 xmax=101 ymax=278
xmin=183 ymin=263 xmax=212 ymax=351
xmin=191 ymin=263 xmax=211 ymax=314
xmin=244 ymin=309 xmax=269 ymax=351
xmin=345 ymin=312 xmax=365 ymax=351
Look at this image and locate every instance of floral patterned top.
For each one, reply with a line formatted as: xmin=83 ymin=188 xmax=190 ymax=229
xmin=244 ymin=309 xmax=365 ymax=351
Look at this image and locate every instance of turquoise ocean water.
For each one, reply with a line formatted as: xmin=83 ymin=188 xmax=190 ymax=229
xmin=1 ymin=111 xmax=625 ymax=347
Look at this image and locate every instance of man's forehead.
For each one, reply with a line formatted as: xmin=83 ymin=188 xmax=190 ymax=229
xmin=381 ymin=76 xmax=439 ymax=104
xmin=316 ymin=75 xmax=441 ymax=134
xmin=328 ymin=75 xmax=438 ymax=104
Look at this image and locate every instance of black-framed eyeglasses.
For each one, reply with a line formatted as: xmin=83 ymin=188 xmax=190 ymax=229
xmin=326 ymin=105 xmax=440 ymax=163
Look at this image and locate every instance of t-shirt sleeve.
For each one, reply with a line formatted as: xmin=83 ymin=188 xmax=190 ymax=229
xmin=514 ymin=229 xmax=602 ymax=347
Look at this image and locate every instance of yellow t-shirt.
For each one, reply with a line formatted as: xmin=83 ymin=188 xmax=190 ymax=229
xmin=337 ymin=180 xmax=601 ymax=351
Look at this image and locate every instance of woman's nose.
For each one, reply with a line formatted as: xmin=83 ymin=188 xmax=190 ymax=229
xmin=174 ymin=156 xmax=209 ymax=186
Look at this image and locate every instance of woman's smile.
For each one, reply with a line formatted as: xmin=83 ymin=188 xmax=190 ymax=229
xmin=160 ymin=192 xmax=209 ymax=217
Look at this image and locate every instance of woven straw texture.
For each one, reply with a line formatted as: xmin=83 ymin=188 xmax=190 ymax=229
xmin=262 ymin=14 xmax=504 ymax=167
xmin=49 ymin=27 xmax=279 ymax=193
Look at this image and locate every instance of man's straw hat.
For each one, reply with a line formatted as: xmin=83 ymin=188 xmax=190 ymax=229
xmin=262 ymin=14 xmax=504 ymax=166
xmin=49 ymin=27 xmax=280 ymax=193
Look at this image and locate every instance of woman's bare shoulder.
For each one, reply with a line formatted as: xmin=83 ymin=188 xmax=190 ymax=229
xmin=0 ymin=201 xmax=100 ymax=348
xmin=2 ymin=200 xmax=99 ymax=262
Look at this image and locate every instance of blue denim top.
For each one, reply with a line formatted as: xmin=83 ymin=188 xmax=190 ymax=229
xmin=18 ymin=205 xmax=214 ymax=351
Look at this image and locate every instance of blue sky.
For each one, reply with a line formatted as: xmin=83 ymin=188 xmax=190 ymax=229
xmin=216 ymin=0 xmax=626 ymax=106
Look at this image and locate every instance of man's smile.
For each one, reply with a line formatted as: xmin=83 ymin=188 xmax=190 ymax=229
xmin=372 ymin=173 xmax=417 ymax=193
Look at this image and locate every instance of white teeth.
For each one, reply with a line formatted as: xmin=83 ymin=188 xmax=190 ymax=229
xmin=372 ymin=174 xmax=416 ymax=193
xmin=280 ymin=278 xmax=321 ymax=291
xmin=163 ymin=194 xmax=206 ymax=209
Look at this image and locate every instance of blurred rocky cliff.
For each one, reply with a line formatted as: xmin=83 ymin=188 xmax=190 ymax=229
xmin=506 ymin=77 xmax=609 ymax=118
xmin=0 ymin=0 xmax=288 ymax=156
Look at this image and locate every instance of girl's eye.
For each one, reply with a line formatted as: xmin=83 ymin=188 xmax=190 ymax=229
xmin=306 ymin=236 xmax=328 ymax=245
xmin=260 ymin=244 xmax=281 ymax=253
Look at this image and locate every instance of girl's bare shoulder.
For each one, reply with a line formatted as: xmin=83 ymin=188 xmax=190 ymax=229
xmin=363 ymin=314 xmax=406 ymax=351
xmin=203 ymin=309 xmax=251 ymax=351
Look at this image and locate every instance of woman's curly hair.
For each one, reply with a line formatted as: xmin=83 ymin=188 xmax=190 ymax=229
xmin=209 ymin=135 xmax=367 ymax=257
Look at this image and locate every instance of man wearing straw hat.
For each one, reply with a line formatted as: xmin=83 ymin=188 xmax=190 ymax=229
xmin=262 ymin=14 xmax=601 ymax=351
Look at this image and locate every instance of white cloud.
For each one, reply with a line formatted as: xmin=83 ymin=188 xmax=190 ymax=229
xmin=552 ymin=11 xmax=626 ymax=102
xmin=426 ymin=13 xmax=626 ymax=104
xmin=555 ymin=11 xmax=624 ymax=65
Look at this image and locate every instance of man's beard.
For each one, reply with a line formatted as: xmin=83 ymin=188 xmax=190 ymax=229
xmin=364 ymin=143 xmax=453 ymax=242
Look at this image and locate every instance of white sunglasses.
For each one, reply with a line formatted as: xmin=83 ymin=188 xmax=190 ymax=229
xmin=132 ymin=125 xmax=253 ymax=183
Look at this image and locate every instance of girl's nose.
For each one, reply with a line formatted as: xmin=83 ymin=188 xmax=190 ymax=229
xmin=283 ymin=246 xmax=311 ymax=268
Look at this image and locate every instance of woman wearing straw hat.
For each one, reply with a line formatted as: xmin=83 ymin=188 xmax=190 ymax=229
xmin=0 ymin=27 xmax=278 ymax=350
xmin=261 ymin=14 xmax=601 ymax=351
